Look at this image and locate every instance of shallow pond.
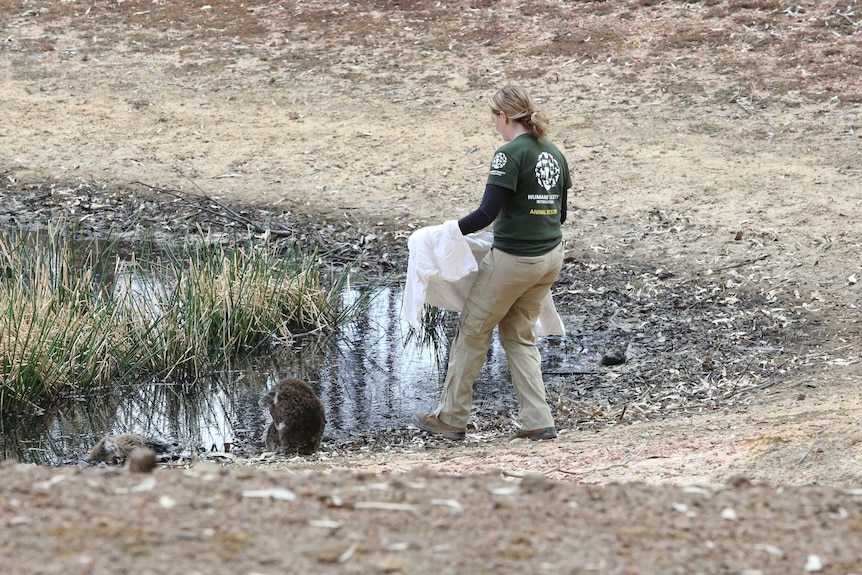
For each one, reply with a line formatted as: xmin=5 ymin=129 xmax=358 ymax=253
xmin=2 ymin=222 xmax=798 ymax=466
xmin=2 ymin=285 xmax=583 ymax=465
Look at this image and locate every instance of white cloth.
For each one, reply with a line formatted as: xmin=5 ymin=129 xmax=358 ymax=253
xmin=401 ymin=221 xmax=565 ymax=337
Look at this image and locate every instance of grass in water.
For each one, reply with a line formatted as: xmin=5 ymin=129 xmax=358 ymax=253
xmin=0 ymin=224 xmax=361 ymax=413
xmin=0 ymin=225 xmax=122 ymax=412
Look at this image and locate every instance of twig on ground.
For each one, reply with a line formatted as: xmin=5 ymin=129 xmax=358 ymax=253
xmin=556 ymin=444 xmax=647 ymax=477
xmin=796 ymin=429 xmax=825 ymax=466
xmin=132 ymin=180 xmax=295 ymax=238
xmin=501 ymin=444 xmax=647 ymax=479
xmin=708 ymin=253 xmax=770 ymax=273
xmin=730 ymin=94 xmax=756 ymax=116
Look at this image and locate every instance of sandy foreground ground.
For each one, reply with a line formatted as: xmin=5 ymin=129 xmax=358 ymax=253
xmin=1 ymin=1 xmax=862 ymax=573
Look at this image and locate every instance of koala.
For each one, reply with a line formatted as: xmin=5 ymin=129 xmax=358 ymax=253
xmin=86 ymin=434 xmax=171 ymax=465
xmin=86 ymin=433 xmax=147 ymax=465
xmin=259 ymin=377 xmax=326 ymax=455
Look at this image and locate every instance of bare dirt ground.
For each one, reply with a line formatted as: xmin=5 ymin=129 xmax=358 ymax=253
xmin=2 ymin=0 xmax=862 ymax=573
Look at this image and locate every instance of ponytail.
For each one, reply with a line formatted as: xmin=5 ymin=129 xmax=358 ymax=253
xmin=491 ymin=85 xmax=550 ymax=141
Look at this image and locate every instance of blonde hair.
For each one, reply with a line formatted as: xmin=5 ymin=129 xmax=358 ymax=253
xmin=490 ymin=85 xmax=550 ymax=141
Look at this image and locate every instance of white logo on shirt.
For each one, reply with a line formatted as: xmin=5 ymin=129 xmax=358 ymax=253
xmin=535 ymin=152 xmax=561 ymax=191
xmin=491 ymin=152 xmax=508 ymax=170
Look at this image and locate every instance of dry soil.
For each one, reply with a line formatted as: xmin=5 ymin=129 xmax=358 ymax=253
xmin=1 ymin=1 xmax=861 ymax=574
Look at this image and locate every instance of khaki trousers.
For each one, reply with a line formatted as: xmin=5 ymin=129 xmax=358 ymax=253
xmin=434 ymin=242 xmax=564 ymax=430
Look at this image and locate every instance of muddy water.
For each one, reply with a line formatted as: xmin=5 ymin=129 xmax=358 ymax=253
xmin=2 ymin=286 xmax=583 ymax=466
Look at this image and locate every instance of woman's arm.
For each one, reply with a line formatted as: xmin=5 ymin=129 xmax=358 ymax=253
xmin=457 ymin=184 xmax=507 ymax=235
xmin=560 ymin=187 xmax=568 ymax=225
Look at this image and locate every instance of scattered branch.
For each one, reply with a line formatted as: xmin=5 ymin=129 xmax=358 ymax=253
xmin=796 ymin=429 xmax=825 ymax=466
xmin=131 ymin=180 xmax=296 ymax=238
xmin=708 ymin=253 xmax=770 ymax=273
xmin=501 ymin=445 xmax=648 ymax=479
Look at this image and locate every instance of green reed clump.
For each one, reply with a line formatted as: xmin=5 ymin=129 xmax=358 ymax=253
xmin=124 ymin=241 xmax=347 ymax=379
xmin=0 ymin=225 xmax=123 ymax=412
xmin=0 ymin=225 xmax=358 ymax=412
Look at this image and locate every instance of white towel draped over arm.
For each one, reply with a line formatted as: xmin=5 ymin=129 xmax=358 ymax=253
xmin=401 ymin=222 xmax=565 ymax=337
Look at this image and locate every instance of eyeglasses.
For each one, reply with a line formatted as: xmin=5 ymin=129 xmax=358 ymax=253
xmin=491 ymin=109 xmax=503 ymax=116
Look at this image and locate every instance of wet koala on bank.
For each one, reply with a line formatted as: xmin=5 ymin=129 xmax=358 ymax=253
xmin=86 ymin=434 xmax=147 ymax=465
xmin=86 ymin=434 xmax=170 ymax=465
xmin=259 ymin=377 xmax=326 ymax=455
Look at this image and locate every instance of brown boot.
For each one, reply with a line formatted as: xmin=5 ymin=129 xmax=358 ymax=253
xmin=512 ymin=427 xmax=557 ymax=441
xmin=412 ymin=412 xmax=466 ymax=441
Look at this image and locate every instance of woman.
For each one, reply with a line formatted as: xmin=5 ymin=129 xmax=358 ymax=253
xmin=414 ymin=84 xmax=571 ymax=441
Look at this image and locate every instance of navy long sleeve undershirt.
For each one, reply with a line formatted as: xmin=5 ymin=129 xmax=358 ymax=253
xmin=457 ymin=184 xmax=506 ymax=235
xmin=457 ymin=184 xmax=568 ymax=235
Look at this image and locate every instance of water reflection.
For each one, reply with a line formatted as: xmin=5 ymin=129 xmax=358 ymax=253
xmin=2 ymin=285 xmax=583 ymax=465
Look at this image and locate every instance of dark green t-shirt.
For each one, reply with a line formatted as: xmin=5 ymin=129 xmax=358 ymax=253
xmin=486 ymin=134 xmax=571 ymax=256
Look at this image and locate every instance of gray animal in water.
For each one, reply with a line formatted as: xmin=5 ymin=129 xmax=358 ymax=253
xmin=86 ymin=434 xmax=147 ymax=465
xmin=259 ymin=377 xmax=326 ymax=455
